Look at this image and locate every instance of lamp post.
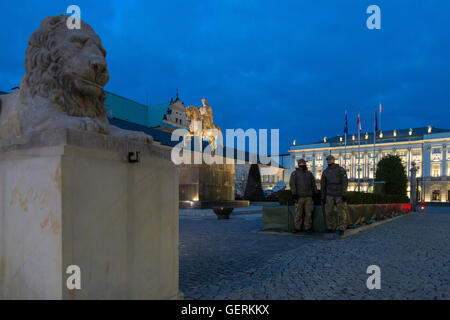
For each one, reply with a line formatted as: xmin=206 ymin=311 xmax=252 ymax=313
xmin=410 ymin=161 xmax=418 ymax=211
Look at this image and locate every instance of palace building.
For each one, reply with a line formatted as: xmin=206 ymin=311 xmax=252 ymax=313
xmin=288 ymin=127 xmax=450 ymax=202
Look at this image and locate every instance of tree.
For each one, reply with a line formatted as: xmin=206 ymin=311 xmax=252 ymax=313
xmin=375 ymin=155 xmax=408 ymax=196
xmin=244 ymin=164 xmax=265 ymax=201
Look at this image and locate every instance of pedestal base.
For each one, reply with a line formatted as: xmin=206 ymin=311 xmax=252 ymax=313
xmin=0 ymin=129 xmax=179 ymax=299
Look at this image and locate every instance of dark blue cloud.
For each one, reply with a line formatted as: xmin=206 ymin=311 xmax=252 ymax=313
xmin=1 ymin=0 xmax=449 ymax=153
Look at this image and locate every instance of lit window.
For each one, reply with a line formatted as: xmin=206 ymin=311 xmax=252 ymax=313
xmin=416 ymin=167 xmax=421 ymax=177
xmin=316 ymin=169 xmax=322 ymax=180
xmin=369 ymin=167 xmax=375 ymax=179
xmin=432 ymin=148 xmax=441 ymax=154
xmin=431 ymin=164 xmax=440 ymax=177
xmin=432 ymin=190 xmax=440 ymax=201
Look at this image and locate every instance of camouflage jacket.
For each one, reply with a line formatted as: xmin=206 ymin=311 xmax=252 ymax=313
xmin=320 ymin=163 xmax=348 ymax=197
xmin=289 ymin=168 xmax=318 ymax=197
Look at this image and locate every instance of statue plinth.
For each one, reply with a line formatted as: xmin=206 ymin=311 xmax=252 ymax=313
xmin=178 ymin=161 xmax=249 ymax=210
xmin=0 ymin=129 xmax=181 ymax=299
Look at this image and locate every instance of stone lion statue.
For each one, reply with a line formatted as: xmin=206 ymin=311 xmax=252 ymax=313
xmin=0 ymin=15 xmax=152 ymax=143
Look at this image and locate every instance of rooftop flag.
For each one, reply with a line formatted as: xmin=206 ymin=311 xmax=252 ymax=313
xmin=357 ymin=112 xmax=361 ymax=133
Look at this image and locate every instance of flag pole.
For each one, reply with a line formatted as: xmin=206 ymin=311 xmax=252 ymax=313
xmin=373 ymin=108 xmax=377 ymax=192
xmin=357 ymin=111 xmax=361 ymax=192
xmin=379 ymin=102 xmax=382 ymax=132
xmin=344 ymin=110 xmax=347 ymax=171
xmin=344 ymin=133 xmax=347 ymax=170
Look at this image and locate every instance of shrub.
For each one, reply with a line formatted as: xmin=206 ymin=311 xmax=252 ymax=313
xmin=375 ymin=155 xmax=408 ymax=196
xmin=277 ymin=190 xmax=294 ymax=205
xmin=346 ymin=192 xmax=409 ymax=204
xmin=279 ymin=190 xmax=409 ymax=205
xmin=244 ymin=164 xmax=265 ymax=201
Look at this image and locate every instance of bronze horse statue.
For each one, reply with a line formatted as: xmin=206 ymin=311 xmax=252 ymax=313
xmin=185 ymin=105 xmax=222 ymax=152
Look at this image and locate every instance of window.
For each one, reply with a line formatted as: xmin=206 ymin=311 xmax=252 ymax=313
xmin=356 ymin=167 xmax=363 ymax=178
xmin=432 ymin=190 xmax=440 ymax=201
xmin=316 ymin=168 xmax=322 ymax=180
xmin=316 ymin=156 xmax=323 ymax=161
xmin=369 ymin=167 xmax=375 ymax=179
xmin=416 ymin=167 xmax=421 ymax=178
xmin=431 ymin=164 xmax=440 ymax=177
xmin=432 ymin=148 xmax=441 ymax=154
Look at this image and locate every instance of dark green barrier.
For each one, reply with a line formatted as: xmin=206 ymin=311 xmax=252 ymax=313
xmin=262 ymin=203 xmax=411 ymax=232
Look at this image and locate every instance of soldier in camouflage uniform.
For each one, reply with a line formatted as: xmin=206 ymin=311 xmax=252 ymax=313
xmin=289 ymin=159 xmax=318 ymax=233
xmin=321 ymin=155 xmax=348 ymax=235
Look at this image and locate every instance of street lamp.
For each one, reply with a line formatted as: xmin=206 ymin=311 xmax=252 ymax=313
xmin=410 ymin=161 xmax=418 ymax=211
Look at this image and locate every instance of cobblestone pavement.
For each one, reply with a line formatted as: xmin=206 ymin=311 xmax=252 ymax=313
xmin=179 ymin=210 xmax=450 ymax=300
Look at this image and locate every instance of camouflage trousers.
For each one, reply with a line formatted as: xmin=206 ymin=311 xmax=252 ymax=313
xmin=324 ymin=195 xmax=346 ymax=231
xmin=295 ymin=196 xmax=314 ymax=230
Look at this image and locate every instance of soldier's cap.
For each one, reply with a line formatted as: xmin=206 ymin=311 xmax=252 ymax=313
xmin=326 ymin=155 xmax=335 ymax=160
xmin=297 ymin=159 xmax=307 ymax=165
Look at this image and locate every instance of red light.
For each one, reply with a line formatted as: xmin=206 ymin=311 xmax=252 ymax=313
xmin=420 ymin=206 xmax=425 ymax=210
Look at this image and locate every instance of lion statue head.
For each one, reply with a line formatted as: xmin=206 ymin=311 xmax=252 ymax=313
xmin=0 ymin=15 xmax=152 ymax=143
xmin=20 ymin=15 xmax=109 ymax=118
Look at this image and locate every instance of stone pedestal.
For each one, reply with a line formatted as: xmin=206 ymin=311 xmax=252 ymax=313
xmin=0 ymin=129 xmax=180 ymax=299
xmin=178 ymin=162 xmax=249 ymax=209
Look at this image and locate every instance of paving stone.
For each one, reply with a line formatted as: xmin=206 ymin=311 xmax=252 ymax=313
xmin=180 ymin=210 xmax=450 ymax=299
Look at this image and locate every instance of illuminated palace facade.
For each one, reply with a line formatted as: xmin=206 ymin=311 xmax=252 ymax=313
xmin=288 ymin=126 xmax=450 ymax=202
